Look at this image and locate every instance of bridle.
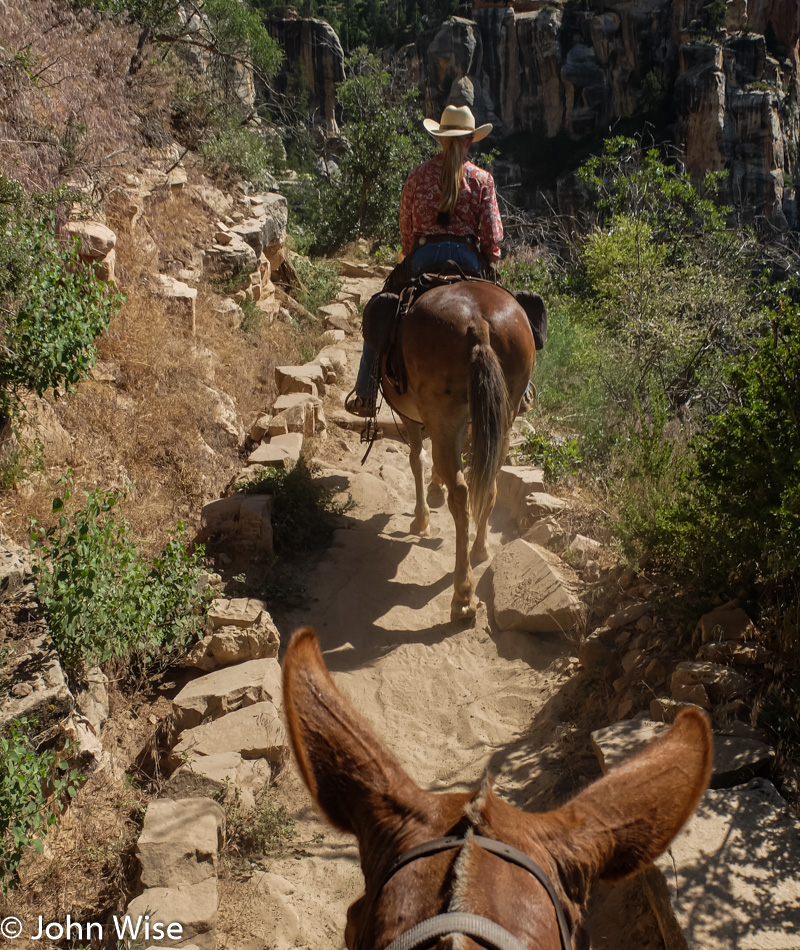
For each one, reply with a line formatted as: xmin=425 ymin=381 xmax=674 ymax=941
xmin=374 ymin=833 xmax=573 ymax=950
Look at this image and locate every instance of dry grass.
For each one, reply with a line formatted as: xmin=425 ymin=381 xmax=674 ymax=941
xmin=0 ymin=178 xmax=306 ymax=550
xmin=0 ymin=1 xmax=156 ymax=190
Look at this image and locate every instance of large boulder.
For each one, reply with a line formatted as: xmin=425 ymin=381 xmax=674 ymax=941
xmin=171 ymin=657 xmax=282 ymax=732
xmin=137 ymin=798 xmax=225 ymax=888
xmin=490 ymin=538 xmax=585 ymax=634
xmin=642 ymin=779 xmax=800 ymax=950
xmin=125 ymin=877 xmax=217 ymax=950
xmin=168 ymin=701 xmax=287 ymax=771
xmin=184 ymin=601 xmax=280 ymax=672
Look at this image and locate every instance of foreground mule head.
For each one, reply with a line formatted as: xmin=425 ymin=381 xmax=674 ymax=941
xmin=284 ymin=628 xmax=712 ymax=950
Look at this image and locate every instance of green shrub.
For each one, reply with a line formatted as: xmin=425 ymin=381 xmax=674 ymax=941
xmin=30 ymin=477 xmax=209 ymax=673
xmin=0 ymin=178 xmax=123 ymax=416
xmin=513 ymin=432 xmax=582 ymax=483
xmin=665 ymin=295 xmax=800 ymax=584
xmin=291 ymin=256 xmax=341 ymax=314
xmin=236 ymin=458 xmax=353 ymax=554
xmin=286 ymin=52 xmax=432 ymax=253
xmin=201 ymin=125 xmax=284 ymax=189
xmin=0 ymin=719 xmax=82 ymax=890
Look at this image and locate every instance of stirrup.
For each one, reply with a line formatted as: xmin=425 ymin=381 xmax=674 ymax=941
xmin=345 ymin=389 xmax=375 ymax=418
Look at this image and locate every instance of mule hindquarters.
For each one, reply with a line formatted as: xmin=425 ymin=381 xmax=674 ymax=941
xmin=384 ymin=283 xmax=534 ymax=619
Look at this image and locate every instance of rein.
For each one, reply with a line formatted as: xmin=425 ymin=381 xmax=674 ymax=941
xmin=377 ymin=834 xmax=572 ymax=950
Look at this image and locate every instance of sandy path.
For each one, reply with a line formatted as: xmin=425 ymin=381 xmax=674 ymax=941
xmin=216 ymin=303 xmax=663 ymax=950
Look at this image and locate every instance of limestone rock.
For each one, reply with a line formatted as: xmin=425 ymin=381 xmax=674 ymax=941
xmin=490 ymin=538 xmax=585 ymax=634
xmin=200 ymin=494 xmax=273 ymax=561
xmin=184 ymin=605 xmax=280 ymax=672
xmin=522 ymin=516 xmax=565 ymax=550
xmin=197 ymin=383 xmax=243 ymax=449
xmin=318 ymin=302 xmax=354 ymax=333
xmin=275 ymin=364 xmax=326 ymax=396
xmin=248 ymin=432 xmax=303 ymax=468
xmin=494 ymin=465 xmax=545 ymax=521
xmin=208 ymin=597 xmax=269 ymax=629
xmin=249 ymin=414 xmax=271 ymax=441
xmin=137 ymin=798 xmax=225 ymax=888
xmin=171 ymin=658 xmax=283 ymax=733
xmin=0 ymin=541 xmax=29 ymax=595
xmin=125 ymin=877 xmax=217 ymax=950
xmin=518 ymin=491 xmax=568 ymax=530
xmin=642 ymin=779 xmax=800 ymax=950
xmin=670 ymin=660 xmax=750 ymax=703
xmin=0 ymin=634 xmax=73 ymax=734
xmin=564 ymin=534 xmax=602 ymax=568
xmin=168 ymin=701 xmax=287 ymax=771
xmin=606 ymin=602 xmax=651 ymax=629
xmin=168 ymin=752 xmax=271 ymax=810
xmin=697 ymin=603 xmax=757 ymax=644
xmin=265 ymin=18 xmax=345 ymax=134
xmin=151 ymin=274 xmax=198 ymax=334
xmin=62 ymin=221 xmax=116 ymax=260
xmin=205 ymin=234 xmax=258 ymax=278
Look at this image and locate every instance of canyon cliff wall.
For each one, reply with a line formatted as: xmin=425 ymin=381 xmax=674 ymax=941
xmin=269 ymin=1 xmax=800 ymax=226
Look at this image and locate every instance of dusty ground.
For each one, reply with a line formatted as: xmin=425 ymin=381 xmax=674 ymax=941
xmin=215 ymin=310 xmax=667 ymax=950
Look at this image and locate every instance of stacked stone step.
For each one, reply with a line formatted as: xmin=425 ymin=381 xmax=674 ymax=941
xmin=124 ymin=598 xmax=288 ymax=950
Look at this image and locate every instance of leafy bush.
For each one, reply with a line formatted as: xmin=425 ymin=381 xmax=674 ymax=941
xmin=662 ymin=294 xmax=800 ymax=585
xmin=292 ymin=256 xmax=341 ymax=314
xmin=236 ymin=459 xmax=353 ymax=554
xmin=30 ymin=477 xmax=209 ymax=673
xmin=513 ymin=432 xmax=582 ymax=483
xmin=81 ymin=0 xmax=283 ymax=82
xmin=0 ymin=719 xmax=82 ymax=890
xmin=286 ymin=52 xmax=432 ymax=252
xmin=0 ymin=177 xmax=122 ymax=416
xmin=201 ymin=124 xmax=284 ymax=189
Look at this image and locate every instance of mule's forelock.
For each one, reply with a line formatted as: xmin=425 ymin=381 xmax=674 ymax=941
xmin=463 ymin=772 xmax=495 ymax=828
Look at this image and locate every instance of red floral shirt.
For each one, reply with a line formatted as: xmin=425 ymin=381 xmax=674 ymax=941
xmin=399 ymin=153 xmax=503 ymax=261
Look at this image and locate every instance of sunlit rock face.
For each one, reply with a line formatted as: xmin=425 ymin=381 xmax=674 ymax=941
xmin=404 ymin=2 xmax=799 ymax=225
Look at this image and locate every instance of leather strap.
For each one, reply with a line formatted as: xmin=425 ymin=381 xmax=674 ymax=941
xmin=383 ymin=913 xmax=529 ymax=950
xmin=378 ymin=834 xmax=572 ymax=950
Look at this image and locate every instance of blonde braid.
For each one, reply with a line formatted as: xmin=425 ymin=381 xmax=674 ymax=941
xmin=438 ymin=137 xmax=470 ymax=217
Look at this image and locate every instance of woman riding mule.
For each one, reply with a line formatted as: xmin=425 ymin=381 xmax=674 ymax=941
xmin=347 ymin=105 xmax=504 ymax=418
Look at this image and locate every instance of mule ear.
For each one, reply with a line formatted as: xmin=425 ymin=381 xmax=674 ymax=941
xmin=283 ymin=627 xmax=428 ymax=839
xmin=554 ymin=708 xmax=712 ymax=882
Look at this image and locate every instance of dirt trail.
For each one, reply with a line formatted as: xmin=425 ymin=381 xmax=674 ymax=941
xmin=216 ymin=298 xmax=662 ymax=950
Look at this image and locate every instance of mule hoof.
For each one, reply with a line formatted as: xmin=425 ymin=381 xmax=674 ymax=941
xmin=450 ymin=599 xmax=478 ymax=622
xmin=470 ymin=545 xmax=490 ymax=565
xmin=426 ymin=484 xmax=446 ymax=508
xmin=410 ymin=517 xmax=431 ymax=537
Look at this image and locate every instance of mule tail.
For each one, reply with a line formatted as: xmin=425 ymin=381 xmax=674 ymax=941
xmin=467 ymin=320 xmax=512 ymax=526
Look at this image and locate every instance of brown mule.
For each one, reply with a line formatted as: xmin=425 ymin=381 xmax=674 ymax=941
xmin=284 ymin=628 xmax=713 ymax=950
xmin=381 ymin=280 xmax=535 ymax=621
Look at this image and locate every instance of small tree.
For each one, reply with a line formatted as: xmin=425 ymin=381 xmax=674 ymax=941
xmin=291 ymin=52 xmax=432 ymax=251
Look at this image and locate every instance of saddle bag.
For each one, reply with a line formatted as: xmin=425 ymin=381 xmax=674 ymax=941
xmin=515 ymin=291 xmax=548 ymax=350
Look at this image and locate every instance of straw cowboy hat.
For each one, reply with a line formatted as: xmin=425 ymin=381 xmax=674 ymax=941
xmin=422 ymin=105 xmax=492 ymax=142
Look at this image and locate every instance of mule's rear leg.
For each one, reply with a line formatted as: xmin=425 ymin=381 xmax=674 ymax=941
xmin=430 ymin=436 xmax=476 ymax=621
xmin=426 ymin=463 xmax=446 ymax=508
xmin=470 ymin=478 xmax=497 ymax=564
xmin=407 ymin=420 xmax=431 ymax=537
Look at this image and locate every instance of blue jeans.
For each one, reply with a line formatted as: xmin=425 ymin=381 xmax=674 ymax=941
xmin=410 ymin=242 xmax=481 ymax=277
xmin=355 ymin=342 xmax=377 ymax=398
